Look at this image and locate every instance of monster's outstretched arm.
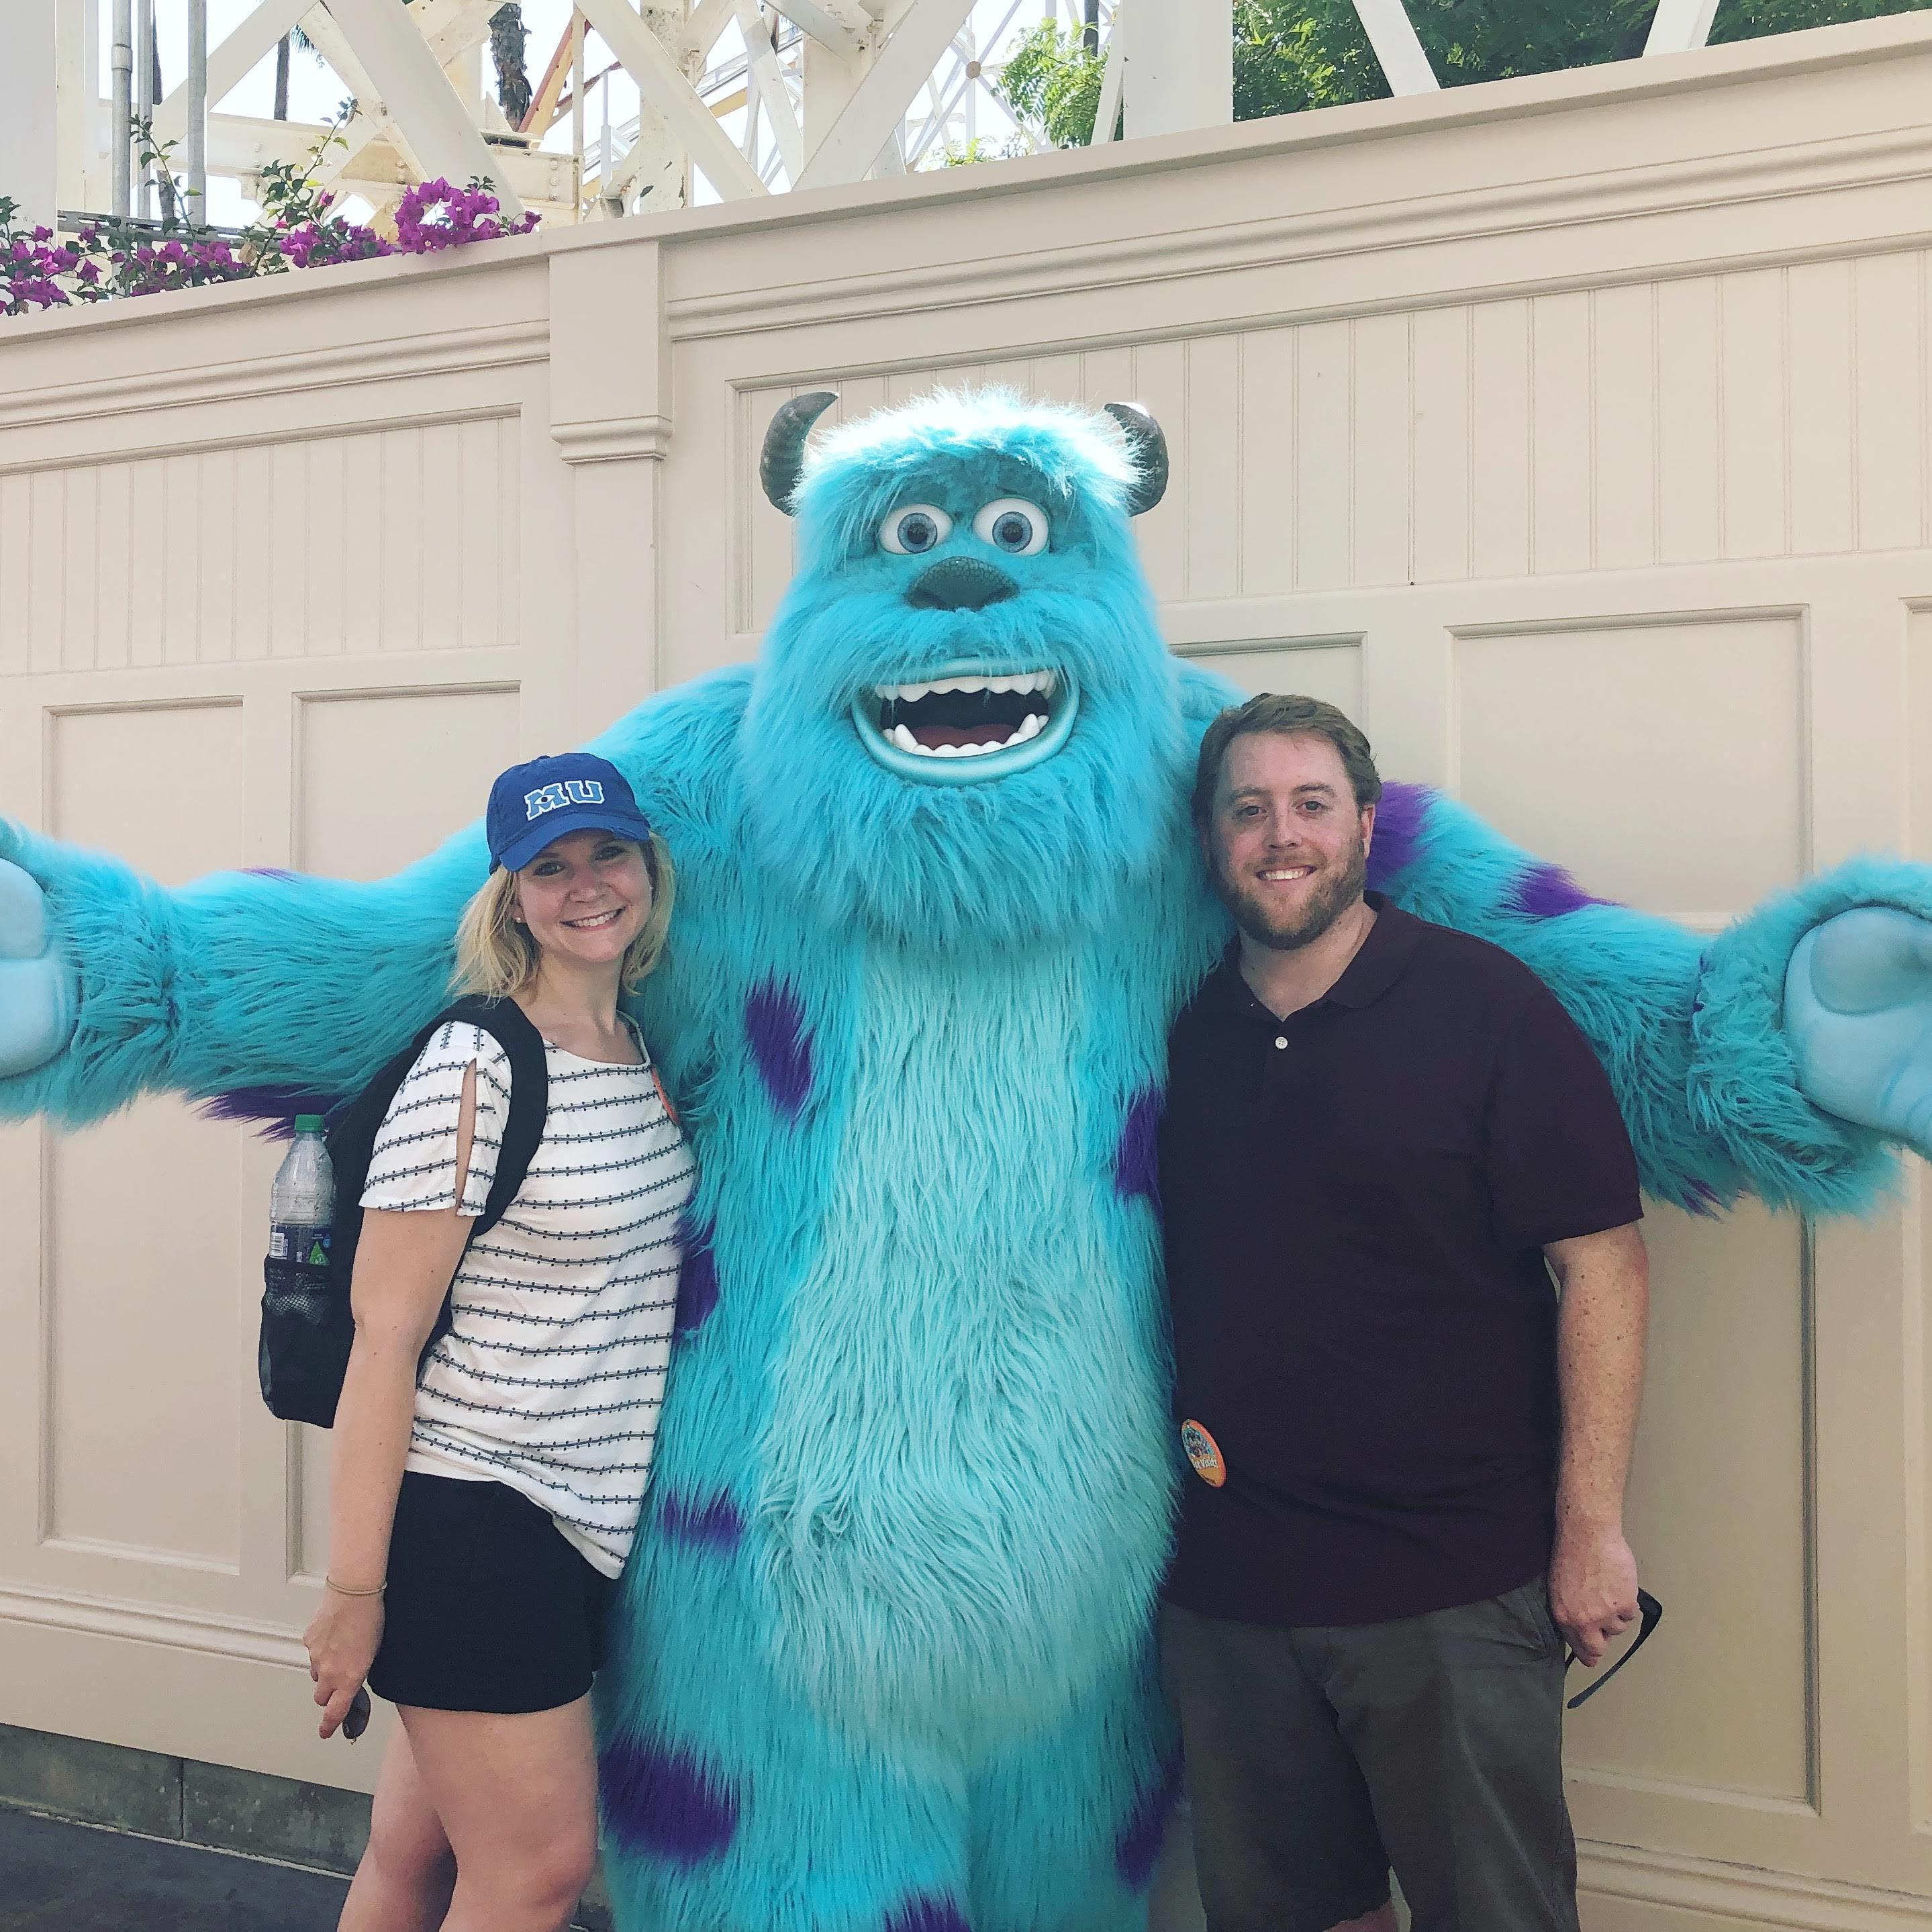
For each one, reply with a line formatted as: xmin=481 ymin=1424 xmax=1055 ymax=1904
xmin=1371 ymin=782 xmax=1932 ymax=1218
xmin=0 ymin=668 xmax=751 ymax=1127
xmin=0 ymin=819 xmax=484 ymax=1125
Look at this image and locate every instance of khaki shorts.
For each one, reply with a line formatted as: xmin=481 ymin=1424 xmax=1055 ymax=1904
xmin=1160 ymin=1580 xmax=1579 ymax=1932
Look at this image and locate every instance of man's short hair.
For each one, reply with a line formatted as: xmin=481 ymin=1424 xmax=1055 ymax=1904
xmin=1192 ymin=693 xmax=1384 ymax=826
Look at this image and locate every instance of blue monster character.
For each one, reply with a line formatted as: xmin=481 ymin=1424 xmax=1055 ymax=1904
xmin=2 ymin=389 xmax=1932 ymax=1931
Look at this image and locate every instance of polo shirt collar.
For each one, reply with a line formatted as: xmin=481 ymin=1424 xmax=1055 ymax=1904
xmin=1207 ymin=892 xmax=1420 ymax=1018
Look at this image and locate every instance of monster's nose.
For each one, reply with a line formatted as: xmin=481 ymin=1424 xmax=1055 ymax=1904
xmin=906 ymin=557 xmax=1018 ymax=612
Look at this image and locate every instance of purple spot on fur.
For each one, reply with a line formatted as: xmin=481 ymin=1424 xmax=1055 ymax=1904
xmin=675 ymin=1212 xmax=718 ymax=1335
xmin=1364 ymin=781 xmax=1432 ymax=891
xmin=197 ymin=1087 xmax=340 ymax=1143
xmin=745 ymin=978 xmax=813 ymax=1119
xmin=1116 ymin=1751 xmax=1184 ymax=1892
xmin=1508 ymin=861 xmax=1612 ymax=921
xmin=1114 ymin=1086 xmax=1161 ymax=1203
xmin=883 ymin=1896 xmax=971 ymax=1932
xmin=242 ymin=866 xmax=299 ymax=882
xmin=657 ymin=1487 xmax=744 ymax=1553
xmin=1684 ymin=1177 xmax=1723 ymax=1219
xmin=599 ymin=1737 xmax=738 ymax=1866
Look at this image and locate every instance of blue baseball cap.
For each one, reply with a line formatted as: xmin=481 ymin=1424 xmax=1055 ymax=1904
xmin=487 ymin=753 xmax=655 ymax=873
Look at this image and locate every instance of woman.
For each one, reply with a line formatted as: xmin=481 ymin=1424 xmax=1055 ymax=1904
xmin=305 ymin=751 xmax=693 ymax=1932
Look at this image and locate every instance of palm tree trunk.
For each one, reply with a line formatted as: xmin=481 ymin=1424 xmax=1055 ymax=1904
xmin=274 ymin=35 xmax=291 ymax=119
xmin=149 ymin=28 xmax=181 ymax=228
xmin=489 ymin=4 xmax=532 ymax=126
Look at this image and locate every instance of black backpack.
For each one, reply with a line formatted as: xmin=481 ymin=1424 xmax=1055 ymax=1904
xmin=258 ymin=996 xmax=550 ymax=1428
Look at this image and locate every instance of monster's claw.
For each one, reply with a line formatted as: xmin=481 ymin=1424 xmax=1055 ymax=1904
xmin=0 ymin=858 xmax=50 ymax=958
xmin=1786 ymin=909 xmax=1932 ymax=1155
xmin=0 ymin=860 xmax=75 ymax=1077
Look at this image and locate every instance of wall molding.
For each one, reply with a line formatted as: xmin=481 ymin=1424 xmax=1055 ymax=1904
xmin=0 ymin=1584 xmax=307 ymax=1672
xmin=664 ymin=124 xmax=1932 ymax=342
xmin=550 ymin=413 xmax=673 ymax=465
xmin=0 ymin=322 xmax=549 ymax=437
xmin=1580 ymin=1841 xmax=1932 ymax=1929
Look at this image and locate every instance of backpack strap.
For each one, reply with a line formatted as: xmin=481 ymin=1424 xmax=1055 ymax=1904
xmin=441 ymin=995 xmax=550 ymax=1237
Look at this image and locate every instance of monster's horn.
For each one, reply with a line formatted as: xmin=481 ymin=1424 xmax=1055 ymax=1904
xmin=761 ymin=391 xmax=839 ymax=514
xmin=1103 ymin=402 xmax=1169 ymax=516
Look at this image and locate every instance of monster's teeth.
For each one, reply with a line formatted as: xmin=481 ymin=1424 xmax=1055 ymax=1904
xmin=891 ymin=723 xmax=920 ymax=753
xmin=875 ymin=670 xmax=1059 ymax=704
xmin=1016 ymin=712 xmax=1044 ymax=741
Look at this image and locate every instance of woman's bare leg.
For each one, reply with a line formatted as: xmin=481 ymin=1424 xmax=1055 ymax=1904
xmin=398 ymin=1696 xmax=599 ymax=1932
xmin=337 ymin=1723 xmax=457 ymax=1932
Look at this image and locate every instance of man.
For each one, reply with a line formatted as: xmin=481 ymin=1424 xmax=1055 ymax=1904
xmin=1157 ymin=692 xmax=1649 ymax=1932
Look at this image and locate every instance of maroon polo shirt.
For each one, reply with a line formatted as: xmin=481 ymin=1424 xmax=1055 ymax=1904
xmin=1158 ymin=894 xmax=1643 ymax=1628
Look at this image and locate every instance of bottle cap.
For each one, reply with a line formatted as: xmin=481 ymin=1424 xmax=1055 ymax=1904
xmin=293 ymin=1114 xmax=326 ymax=1133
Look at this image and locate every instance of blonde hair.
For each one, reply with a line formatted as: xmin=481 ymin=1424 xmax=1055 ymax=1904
xmin=452 ymin=832 xmax=676 ymax=998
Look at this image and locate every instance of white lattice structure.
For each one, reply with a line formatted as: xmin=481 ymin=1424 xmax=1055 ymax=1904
xmin=0 ymin=2 xmax=1741 ymax=238
xmin=1 ymin=0 xmax=1142 ymax=233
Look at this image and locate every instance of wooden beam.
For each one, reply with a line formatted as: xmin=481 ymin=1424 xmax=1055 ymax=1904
xmin=522 ymin=13 xmax=576 ymax=134
xmin=765 ymin=0 xmax=865 ymax=61
xmin=683 ymin=0 xmax=740 ymax=63
xmin=321 ymin=0 xmax=527 ymax=211
xmin=411 ymin=0 xmax=506 ymax=70
xmin=1089 ymin=3 xmax=1122 ymax=144
xmin=794 ymin=0 xmax=975 ymax=189
xmin=294 ymin=6 xmax=383 ymax=111
xmin=1644 ymin=0 xmax=1722 ymax=56
xmin=311 ymin=0 xmax=499 ymax=191
xmin=1349 ymin=0 xmax=1438 ymax=95
xmin=204 ymin=106 xmax=571 ymax=203
xmin=736 ymin=0 xmax=805 ymax=181
xmin=575 ymin=0 xmax=767 ymax=198
xmin=153 ymin=0 xmax=309 ymax=140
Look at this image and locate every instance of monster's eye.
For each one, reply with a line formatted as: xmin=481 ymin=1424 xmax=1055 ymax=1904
xmin=973 ymin=499 xmax=1049 ymax=556
xmin=879 ymin=505 xmax=952 ymax=554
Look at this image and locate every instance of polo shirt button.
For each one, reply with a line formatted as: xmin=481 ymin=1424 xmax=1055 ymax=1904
xmin=1274 ymin=1036 xmax=1288 ymax=1050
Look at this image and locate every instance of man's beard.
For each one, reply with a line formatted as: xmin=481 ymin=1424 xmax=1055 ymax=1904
xmin=1212 ymin=828 xmax=1368 ymax=953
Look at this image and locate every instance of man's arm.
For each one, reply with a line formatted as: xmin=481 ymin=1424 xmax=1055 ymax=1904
xmin=1545 ymin=1221 xmax=1649 ymax=1668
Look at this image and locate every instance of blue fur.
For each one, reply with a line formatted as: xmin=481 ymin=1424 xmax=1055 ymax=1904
xmin=2 ymin=390 xmax=1928 ymax=1929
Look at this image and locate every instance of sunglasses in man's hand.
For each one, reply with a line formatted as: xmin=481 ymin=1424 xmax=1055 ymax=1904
xmin=1564 ymin=1590 xmax=1663 ymax=1710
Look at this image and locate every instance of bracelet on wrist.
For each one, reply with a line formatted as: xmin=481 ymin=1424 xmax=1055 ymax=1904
xmin=325 ymin=1576 xmax=386 ymax=1598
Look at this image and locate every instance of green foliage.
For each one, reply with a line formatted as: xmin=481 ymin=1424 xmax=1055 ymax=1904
xmin=1708 ymin=0 xmax=1932 ymax=44
xmin=997 ymin=22 xmax=1110 ymax=147
xmin=1008 ymin=0 xmax=1932 ymax=141
xmin=927 ymin=135 xmax=1031 ymax=168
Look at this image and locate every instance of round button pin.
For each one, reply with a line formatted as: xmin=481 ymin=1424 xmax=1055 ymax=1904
xmin=1274 ymin=1036 xmax=1288 ymax=1049
xmin=1181 ymin=1419 xmax=1227 ymax=1488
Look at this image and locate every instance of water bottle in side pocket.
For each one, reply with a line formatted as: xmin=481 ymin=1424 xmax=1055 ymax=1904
xmin=269 ymin=1115 xmax=334 ymax=1267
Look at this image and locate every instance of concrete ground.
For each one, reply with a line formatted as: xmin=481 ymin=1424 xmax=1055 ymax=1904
xmin=0 ymin=1806 xmax=350 ymax=1931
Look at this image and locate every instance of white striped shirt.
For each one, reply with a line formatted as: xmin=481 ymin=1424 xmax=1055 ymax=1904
xmin=361 ymin=1018 xmax=693 ymax=1577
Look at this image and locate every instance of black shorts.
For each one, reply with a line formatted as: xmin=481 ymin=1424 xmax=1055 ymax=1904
xmin=367 ymin=1471 xmax=616 ymax=1715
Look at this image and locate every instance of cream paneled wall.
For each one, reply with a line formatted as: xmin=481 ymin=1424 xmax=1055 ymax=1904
xmin=739 ymin=259 xmax=1932 ymax=631
xmin=7 ymin=15 xmax=1932 ymax=1929
xmin=0 ymin=418 xmax=523 ymax=672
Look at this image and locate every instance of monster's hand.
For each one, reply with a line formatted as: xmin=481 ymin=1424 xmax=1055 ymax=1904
xmin=1786 ymin=908 xmax=1932 ymax=1159
xmin=0 ymin=859 xmax=76 ymax=1079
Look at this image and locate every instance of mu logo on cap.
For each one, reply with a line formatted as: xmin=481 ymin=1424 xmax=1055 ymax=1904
xmin=524 ymin=779 xmax=606 ymax=821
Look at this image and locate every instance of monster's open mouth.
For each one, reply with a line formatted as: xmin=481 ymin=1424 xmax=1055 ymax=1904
xmin=853 ymin=665 xmax=1079 ymax=784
